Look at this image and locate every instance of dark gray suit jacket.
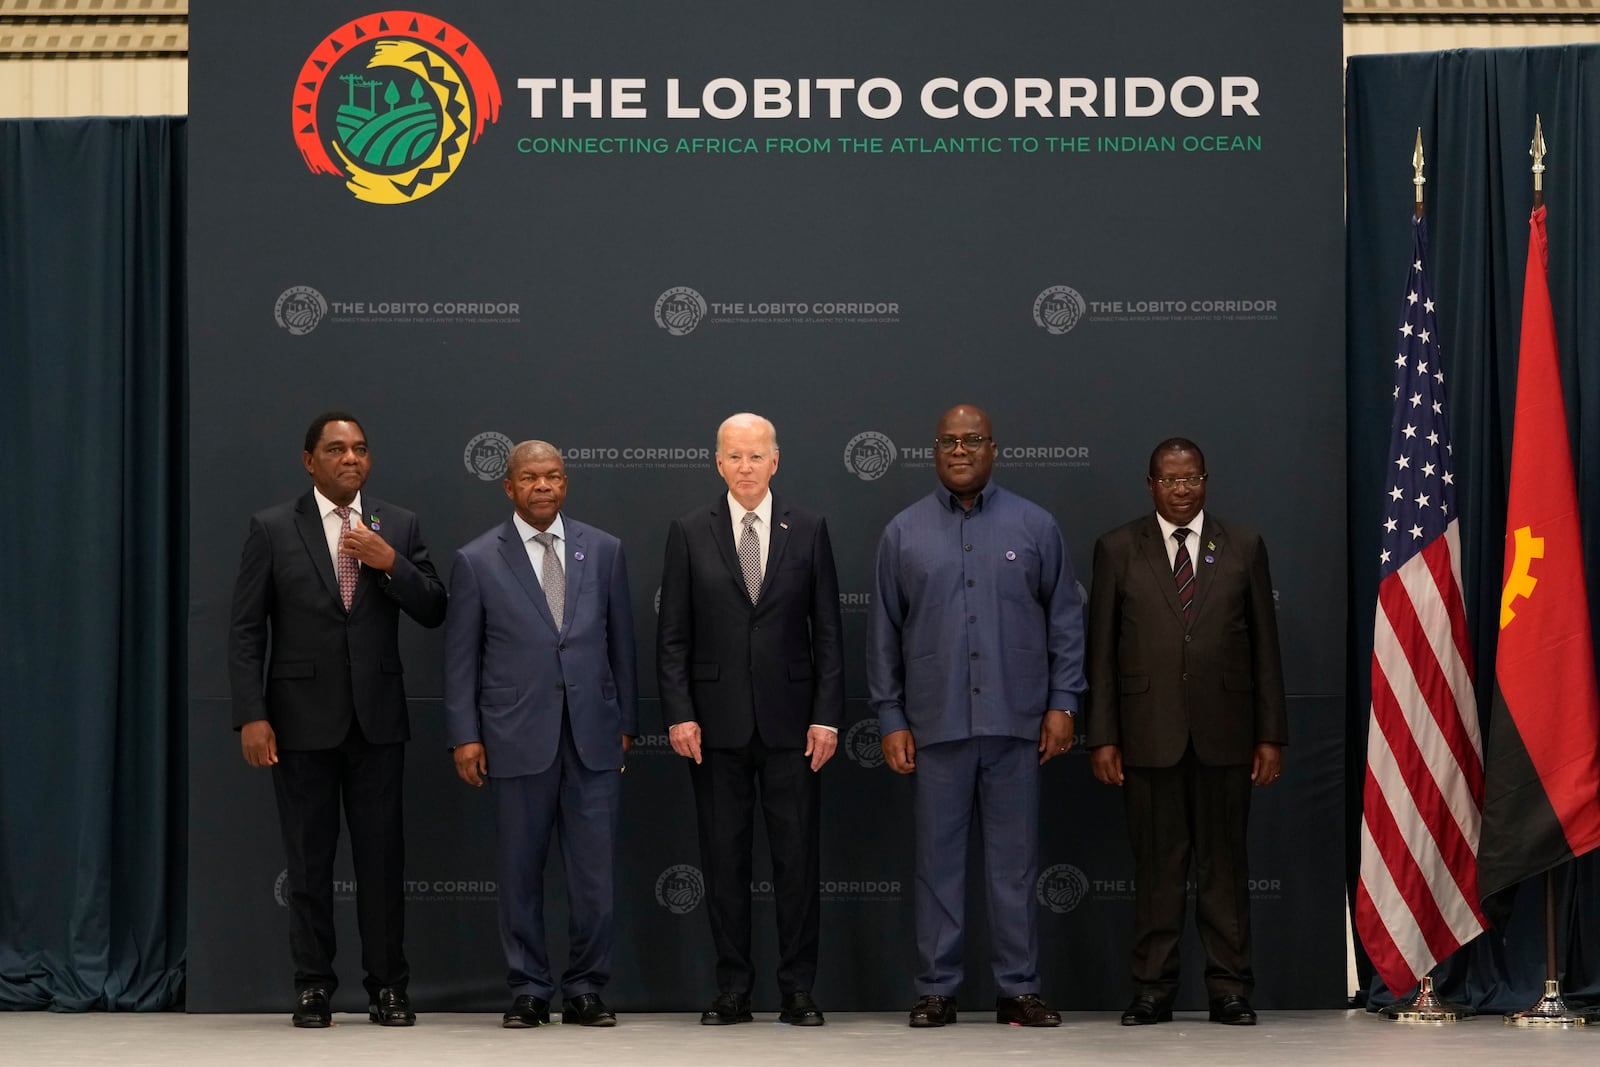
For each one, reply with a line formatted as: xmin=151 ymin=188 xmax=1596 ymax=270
xmin=1085 ymin=513 xmax=1287 ymax=766
xmin=228 ymin=490 xmax=447 ymax=749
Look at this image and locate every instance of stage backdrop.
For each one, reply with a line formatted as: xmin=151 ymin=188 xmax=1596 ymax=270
xmin=187 ymin=1 xmax=1345 ymax=1012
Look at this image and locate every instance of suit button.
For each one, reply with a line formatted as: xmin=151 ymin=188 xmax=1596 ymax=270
xmin=968 ymin=615 xmax=976 ymax=623
xmin=1184 ymin=635 xmax=1191 ymax=643
xmin=970 ymin=652 xmax=979 ymax=659
xmin=964 ymin=544 xmax=973 ymax=551
xmin=1181 ymin=673 xmax=1189 ymax=681
xmin=966 ymin=579 xmax=975 ymax=587
xmin=972 ymin=687 xmax=980 ymax=695
xmin=559 ymin=644 xmax=566 ymax=651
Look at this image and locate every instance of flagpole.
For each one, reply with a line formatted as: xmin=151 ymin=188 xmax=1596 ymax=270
xmin=1502 ymin=116 xmax=1587 ymax=1027
xmin=1376 ymin=133 xmax=1476 ymax=1026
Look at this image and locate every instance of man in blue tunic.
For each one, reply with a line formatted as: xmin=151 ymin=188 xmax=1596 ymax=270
xmin=867 ymin=403 xmax=1085 ymax=1028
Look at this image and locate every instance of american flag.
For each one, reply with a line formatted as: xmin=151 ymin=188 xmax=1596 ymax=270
xmin=1353 ymin=215 xmax=1487 ymax=994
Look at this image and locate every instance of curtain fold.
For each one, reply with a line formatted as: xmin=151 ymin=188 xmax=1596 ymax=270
xmin=0 ymin=117 xmax=188 ymax=1011
xmin=1346 ymin=46 xmax=1600 ymax=1010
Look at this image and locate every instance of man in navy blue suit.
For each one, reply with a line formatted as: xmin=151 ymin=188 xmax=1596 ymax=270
xmin=444 ymin=440 xmax=638 ymax=1029
xmin=868 ymin=403 xmax=1085 ymax=1029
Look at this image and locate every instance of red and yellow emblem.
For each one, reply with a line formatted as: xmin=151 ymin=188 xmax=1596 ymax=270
xmin=292 ymin=10 xmax=501 ymax=205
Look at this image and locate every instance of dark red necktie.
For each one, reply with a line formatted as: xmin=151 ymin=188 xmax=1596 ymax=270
xmin=1172 ymin=527 xmax=1195 ymax=624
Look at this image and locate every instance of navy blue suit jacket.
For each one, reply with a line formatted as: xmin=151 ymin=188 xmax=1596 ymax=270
xmin=443 ymin=515 xmax=638 ymax=777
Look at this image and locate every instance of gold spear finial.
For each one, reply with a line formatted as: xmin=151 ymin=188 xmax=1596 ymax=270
xmin=1412 ymin=128 xmax=1425 ymax=217
xmin=1530 ymin=114 xmax=1546 ymax=203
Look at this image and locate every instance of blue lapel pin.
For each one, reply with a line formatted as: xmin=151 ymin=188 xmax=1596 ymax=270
xmin=573 ymin=550 xmax=585 ymax=561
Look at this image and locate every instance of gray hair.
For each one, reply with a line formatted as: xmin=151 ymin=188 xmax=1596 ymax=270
xmin=715 ymin=412 xmax=779 ymax=454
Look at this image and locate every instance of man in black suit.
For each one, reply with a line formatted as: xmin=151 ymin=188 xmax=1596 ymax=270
xmin=657 ymin=412 xmax=844 ymax=1027
xmin=229 ymin=412 xmax=447 ymax=1028
xmin=1086 ymin=437 xmax=1287 ymax=1027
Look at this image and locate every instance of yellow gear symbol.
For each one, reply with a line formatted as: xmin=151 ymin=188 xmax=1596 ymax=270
xmin=1500 ymin=524 xmax=1545 ymax=629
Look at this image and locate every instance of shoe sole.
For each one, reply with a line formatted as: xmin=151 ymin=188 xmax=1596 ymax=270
xmin=701 ymin=1014 xmax=754 ymax=1025
xmin=1210 ymin=1016 xmax=1257 ymax=1025
xmin=909 ymin=1015 xmax=956 ymax=1027
xmin=502 ymin=1017 xmax=541 ymax=1028
xmin=999 ymin=1017 xmax=1061 ymax=1026
xmin=562 ymin=1013 xmax=618 ymax=1026
xmin=368 ymin=1015 xmax=415 ymax=1026
xmin=1121 ymin=1013 xmax=1172 ymax=1026
xmin=291 ymin=1018 xmax=331 ymax=1028
xmin=779 ymin=1014 xmax=825 ymax=1026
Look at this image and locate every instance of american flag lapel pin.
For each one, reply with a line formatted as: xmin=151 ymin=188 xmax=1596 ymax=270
xmin=780 ymin=522 xmax=789 ymax=530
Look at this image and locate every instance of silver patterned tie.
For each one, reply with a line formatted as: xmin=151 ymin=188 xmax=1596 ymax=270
xmin=532 ymin=531 xmax=565 ymax=628
xmin=738 ymin=512 xmax=761 ymax=604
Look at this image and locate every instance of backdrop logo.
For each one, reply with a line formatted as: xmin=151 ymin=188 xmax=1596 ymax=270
xmin=291 ymin=11 xmax=502 ymax=205
xmin=843 ymin=431 xmax=896 ymax=480
xmin=463 ymin=431 xmax=513 ymax=480
xmin=273 ymin=868 xmax=290 ymax=907
xmin=655 ymin=863 xmax=705 ymax=914
xmin=1036 ymin=862 xmax=1090 ymax=914
xmin=655 ymin=286 xmax=708 ymax=335
xmin=844 ymin=718 xmax=884 ymax=768
xmin=1034 ymin=285 xmax=1087 ymax=335
xmin=275 ymin=285 xmax=329 ymax=335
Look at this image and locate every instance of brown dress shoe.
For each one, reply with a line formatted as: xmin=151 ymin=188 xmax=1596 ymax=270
xmin=996 ymin=993 xmax=1060 ymax=1026
xmin=909 ymin=994 xmax=958 ymax=1027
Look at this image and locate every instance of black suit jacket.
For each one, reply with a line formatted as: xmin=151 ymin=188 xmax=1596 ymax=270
xmin=657 ymin=493 xmax=844 ymax=748
xmin=228 ymin=490 xmax=448 ymax=750
xmin=1085 ymin=513 xmax=1287 ymax=767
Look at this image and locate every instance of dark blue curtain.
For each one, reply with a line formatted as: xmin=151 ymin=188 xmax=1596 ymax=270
xmin=1346 ymin=46 xmax=1600 ymax=1011
xmin=0 ymin=118 xmax=188 ymax=1010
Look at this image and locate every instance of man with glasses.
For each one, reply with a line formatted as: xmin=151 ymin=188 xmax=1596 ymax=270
xmin=867 ymin=404 xmax=1084 ymax=1028
xmin=1085 ymin=437 xmax=1286 ymax=1028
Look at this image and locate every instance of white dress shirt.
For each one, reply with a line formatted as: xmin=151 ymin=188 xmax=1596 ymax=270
xmin=512 ymin=511 xmax=566 ymax=591
xmin=313 ymin=487 xmax=362 ymax=569
xmin=1156 ymin=509 xmax=1207 ymax=571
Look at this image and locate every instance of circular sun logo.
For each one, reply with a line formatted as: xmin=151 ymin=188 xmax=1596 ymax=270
xmin=292 ymin=11 xmax=501 ymax=205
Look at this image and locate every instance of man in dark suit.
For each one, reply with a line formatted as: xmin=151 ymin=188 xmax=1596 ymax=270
xmin=1086 ymin=437 xmax=1287 ymax=1027
xmin=867 ymin=403 xmax=1083 ymax=1029
xmin=229 ymin=412 xmax=447 ymax=1028
xmin=443 ymin=440 xmax=637 ymax=1029
xmin=657 ymin=412 xmax=844 ymax=1027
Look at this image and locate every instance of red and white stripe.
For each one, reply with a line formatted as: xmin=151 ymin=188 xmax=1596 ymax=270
xmin=1355 ymin=521 xmax=1486 ymax=993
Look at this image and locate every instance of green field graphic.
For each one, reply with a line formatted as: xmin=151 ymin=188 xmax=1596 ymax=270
xmin=334 ymin=73 xmax=438 ymax=168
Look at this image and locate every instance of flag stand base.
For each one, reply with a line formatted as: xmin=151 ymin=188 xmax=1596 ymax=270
xmin=1504 ymin=979 xmax=1592 ymax=1027
xmin=1380 ymin=977 xmax=1474 ymax=1023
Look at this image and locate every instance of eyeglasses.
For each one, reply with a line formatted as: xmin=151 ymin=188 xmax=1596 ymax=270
xmin=1151 ymin=474 xmax=1207 ymax=489
xmin=934 ymin=434 xmax=992 ymax=453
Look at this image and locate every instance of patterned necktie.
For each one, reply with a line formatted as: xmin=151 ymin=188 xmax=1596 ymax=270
xmin=333 ymin=505 xmax=359 ymax=612
xmin=738 ymin=512 xmax=762 ymax=604
xmin=1172 ymin=527 xmax=1195 ymax=624
xmin=532 ymin=531 xmax=565 ymax=628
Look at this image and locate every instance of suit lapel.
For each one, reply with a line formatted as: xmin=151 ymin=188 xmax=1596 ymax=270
xmin=348 ymin=499 xmax=384 ymax=613
xmin=1191 ymin=517 xmax=1224 ymax=621
xmin=707 ymin=498 xmax=752 ymax=605
xmin=561 ymin=521 xmax=588 ymax=632
xmin=294 ymin=492 xmax=342 ymax=609
xmin=758 ymin=496 xmax=792 ymax=608
xmin=496 ymin=518 xmax=560 ymax=634
xmin=1138 ymin=516 xmax=1186 ymax=622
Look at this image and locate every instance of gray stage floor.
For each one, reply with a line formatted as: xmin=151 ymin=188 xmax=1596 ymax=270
xmin=6 ymin=1010 xmax=1600 ymax=1066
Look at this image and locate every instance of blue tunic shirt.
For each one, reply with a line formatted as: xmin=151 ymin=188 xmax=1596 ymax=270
xmin=867 ymin=482 xmax=1086 ymax=746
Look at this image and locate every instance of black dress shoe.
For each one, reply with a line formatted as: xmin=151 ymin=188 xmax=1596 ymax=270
xmin=1120 ymin=993 xmax=1173 ymax=1026
xmin=292 ymin=986 xmax=332 ymax=1028
xmin=367 ymin=986 xmax=415 ymax=1026
xmin=1209 ymin=994 xmax=1257 ymax=1025
xmin=996 ymin=993 xmax=1060 ymax=1027
xmin=502 ymin=994 xmax=551 ymax=1028
xmin=909 ymin=994 xmax=957 ymax=1028
xmin=778 ymin=990 xmax=825 ymax=1026
xmin=700 ymin=992 xmax=753 ymax=1025
xmin=562 ymin=992 xmax=618 ymax=1027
